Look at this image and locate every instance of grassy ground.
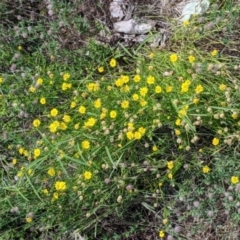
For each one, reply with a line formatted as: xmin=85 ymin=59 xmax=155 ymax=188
xmin=1 ymin=0 xmax=240 ymax=239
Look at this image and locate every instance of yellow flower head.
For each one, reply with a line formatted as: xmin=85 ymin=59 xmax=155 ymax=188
xmin=47 ymin=167 xmax=56 ymax=177
xmin=26 ymin=217 xmax=32 ymax=223
xmin=63 ymin=73 xmax=70 ymax=81
xmin=84 ymin=171 xmax=92 ymax=180
xmin=167 ymin=161 xmax=174 ymax=170
xmin=139 ymin=87 xmax=148 ymax=97
xmin=33 ymin=119 xmax=41 ymax=127
xmin=84 ymin=117 xmax=96 ymax=128
xmin=50 ymin=108 xmax=58 ymax=117
xmin=202 ymin=165 xmax=210 ymax=173
xmin=147 ymin=75 xmax=155 ymax=85
xmin=110 ymin=110 xmax=117 ymax=119
xmin=55 ymin=181 xmax=66 ymax=191
xmin=188 ymin=55 xmax=195 ymax=63
xmin=211 ymin=49 xmax=218 ymax=56
xmin=212 ymin=137 xmax=219 ymax=146
xmin=183 ymin=20 xmax=189 ymax=27
xmin=133 ymin=74 xmax=141 ymax=82
xmin=231 ymin=176 xmax=239 ymax=184
xmin=33 ymin=148 xmax=41 ymax=159
xmin=159 ymin=230 xmax=165 ymax=238
xmin=37 ymin=78 xmax=43 ymax=85
xmin=155 ymin=85 xmax=162 ymax=94
xmin=170 ymin=53 xmax=178 ymax=63
xmin=40 ymin=97 xmax=46 ymax=105
xmin=82 ymin=140 xmax=90 ymax=150
xmin=219 ymin=84 xmax=226 ymax=91
xmin=98 ymin=66 xmax=104 ymax=73
xmin=94 ymin=98 xmax=102 ymax=108
xmin=195 ymin=85 xmax=204 ymax=94
xmin=121 ymin=100 xmax=129 ymax=109
xmin=79 ymin=105 xmax=86 ymax=114
xmin=110 ymin=58 xmax=117 ymax=68
xmin=152 ymin=145 xmax=158 ymax=152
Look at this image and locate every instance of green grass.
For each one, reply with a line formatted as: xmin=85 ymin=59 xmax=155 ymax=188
xmin=1 ymin=0 xmax=240 ymax=239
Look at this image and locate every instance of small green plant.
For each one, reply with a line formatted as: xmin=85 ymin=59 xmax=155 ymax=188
xmin=1 ymin=0 xmax=240 ymax=239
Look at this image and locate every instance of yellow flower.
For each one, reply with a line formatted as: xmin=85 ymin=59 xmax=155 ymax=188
xmin=159 ymin=230 xmax=165 ymax=238
xmin=170 ymin=53 xmax=178 ymax=63
xmin=147 ymin=75 xmax=155 ymax=85
xmin=121 ymin=75 xmax=129 ymax=83
xmin=139 ymin=87 xmax=148 ymax=97
xmin=212 ymin=137 xmax=219 ymax=146
xmin=152 ymin=145 xmax=158 ymax=152
xmin=138 ymin=127 xmax=146 ymax=135
xmin=134 ymin=131 xmax=142 ymax=140
xmin=121 ymin=100 xmax=129 ymax=109
xmin=33 ymin=119 xmax=41 ymax=127
xmin=50 ymin=108 xmax=58 ymax=117
xmin=43 ymin=189 xmax=49 ymax=195
xmin=162 ymin=218 xmax=168 ymax=225
xmin=47 ymin=167 xmax=56 ymax=177
xmin=178 ymin=108 xmax=187 ymax=118
xmin=40 ymin=97 xmax=46 ymax=105
xmin=55 ymin=181 xmax=66 ymax=191
xmin=202 ymin=165 xmax=210 ymax=173
xmin=63 ymin=73 xmax=70 ymax=81
xmin=0 ymin=77 xmax=3 ymax=83
xmin=149 ymin=52 xmax=154 ymax=59
xmin=110 ymin=110 xmax=117 ymax=119
xmin=132 ymin=93 xmax=139 ymax=101
xmin=62 ymin=82 xmax=72 ymax=90
xmin=37 ymin=78 xmax=43 ymax=85
xmin=175 ymin=118 xmax=181 ymax=126
xmin=175 ymin=129 xmax=181 ymax=136
xmin=18 ymin=45 xmax=22 ymax=51
xmin=167 ymin=161 xmax=174 ymax=170
xmin=195 ymin=85 xmax=204 ymax=94
xmin=62 ymin=115 xmax=71 ymax=123
xmin=231 ymin=176 xmax=239 ymax=184
xmin=79 ymin=106 xmax=86 ymax=114
xmin=181 ymin=80 xmax=191 ymax=93
xmin=168 ymin=172 xmax=173 ymax=179
xmin=139 ymin=99 xmax=147 ymax=107
xmin=84 ymin=171 xmax=92 ymax=180
xmin=98 ymin=66 xmax=104 ymax=73
xmin=12 ymin=158 xmax=17 ymax=165
xmin=82 ymin=140 xmax=90 ymax=150
xmin=110 ymin=58 xmax=117 ymax=67
xmin=232 ymin=112 xmax=238 ymax=119
xmin=70 ymin=101 xmax=76 ymax=108
xmin=84 ymin=117 xmax=96 ymax=128
xmin=188 ymin=55 xmax=195 ymax=63
xmin=183 ymin=20 xmax=189 ymax=27
xmin=26 ymin=217 xmax=32 ymax=223
xmin=193 ymin=98 xmax=199 ymax=104
xmin=19 ymin=147 xmax=24 ymax=155
xmin=155 ymin=85 xmax=162 ymax=93
xmin=211 ymin=49 xmax=218 ymax=56
xmin=166 ymin=86 xmax=173 ymax=93
xmin=52 ymin=192 xmax=59 ymax=201
xmin=29 ymin=86 xmax=36 ymax=93
xmin=94 ymin=98 xmax=102 ymax=108
xmin=74 ymin=123 xmax=80 ymax=130
xmin=219 ymin=84 xmax=226 ymax=91
xmin=49 ymin=120 xmax=60 ymax=133
xmin=33 ymin=148 xmax=41 ymax=159
xmin=87 ymin=82 xmax=99 ymax=92
xmin=133 ymin=75 xmax=141 ymax=82
xmin=126 ymin=131 xmax=134 ymax=140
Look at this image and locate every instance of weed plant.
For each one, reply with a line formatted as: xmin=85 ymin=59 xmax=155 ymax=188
xmin=1 ymin=0 xmax=240 ymax=239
